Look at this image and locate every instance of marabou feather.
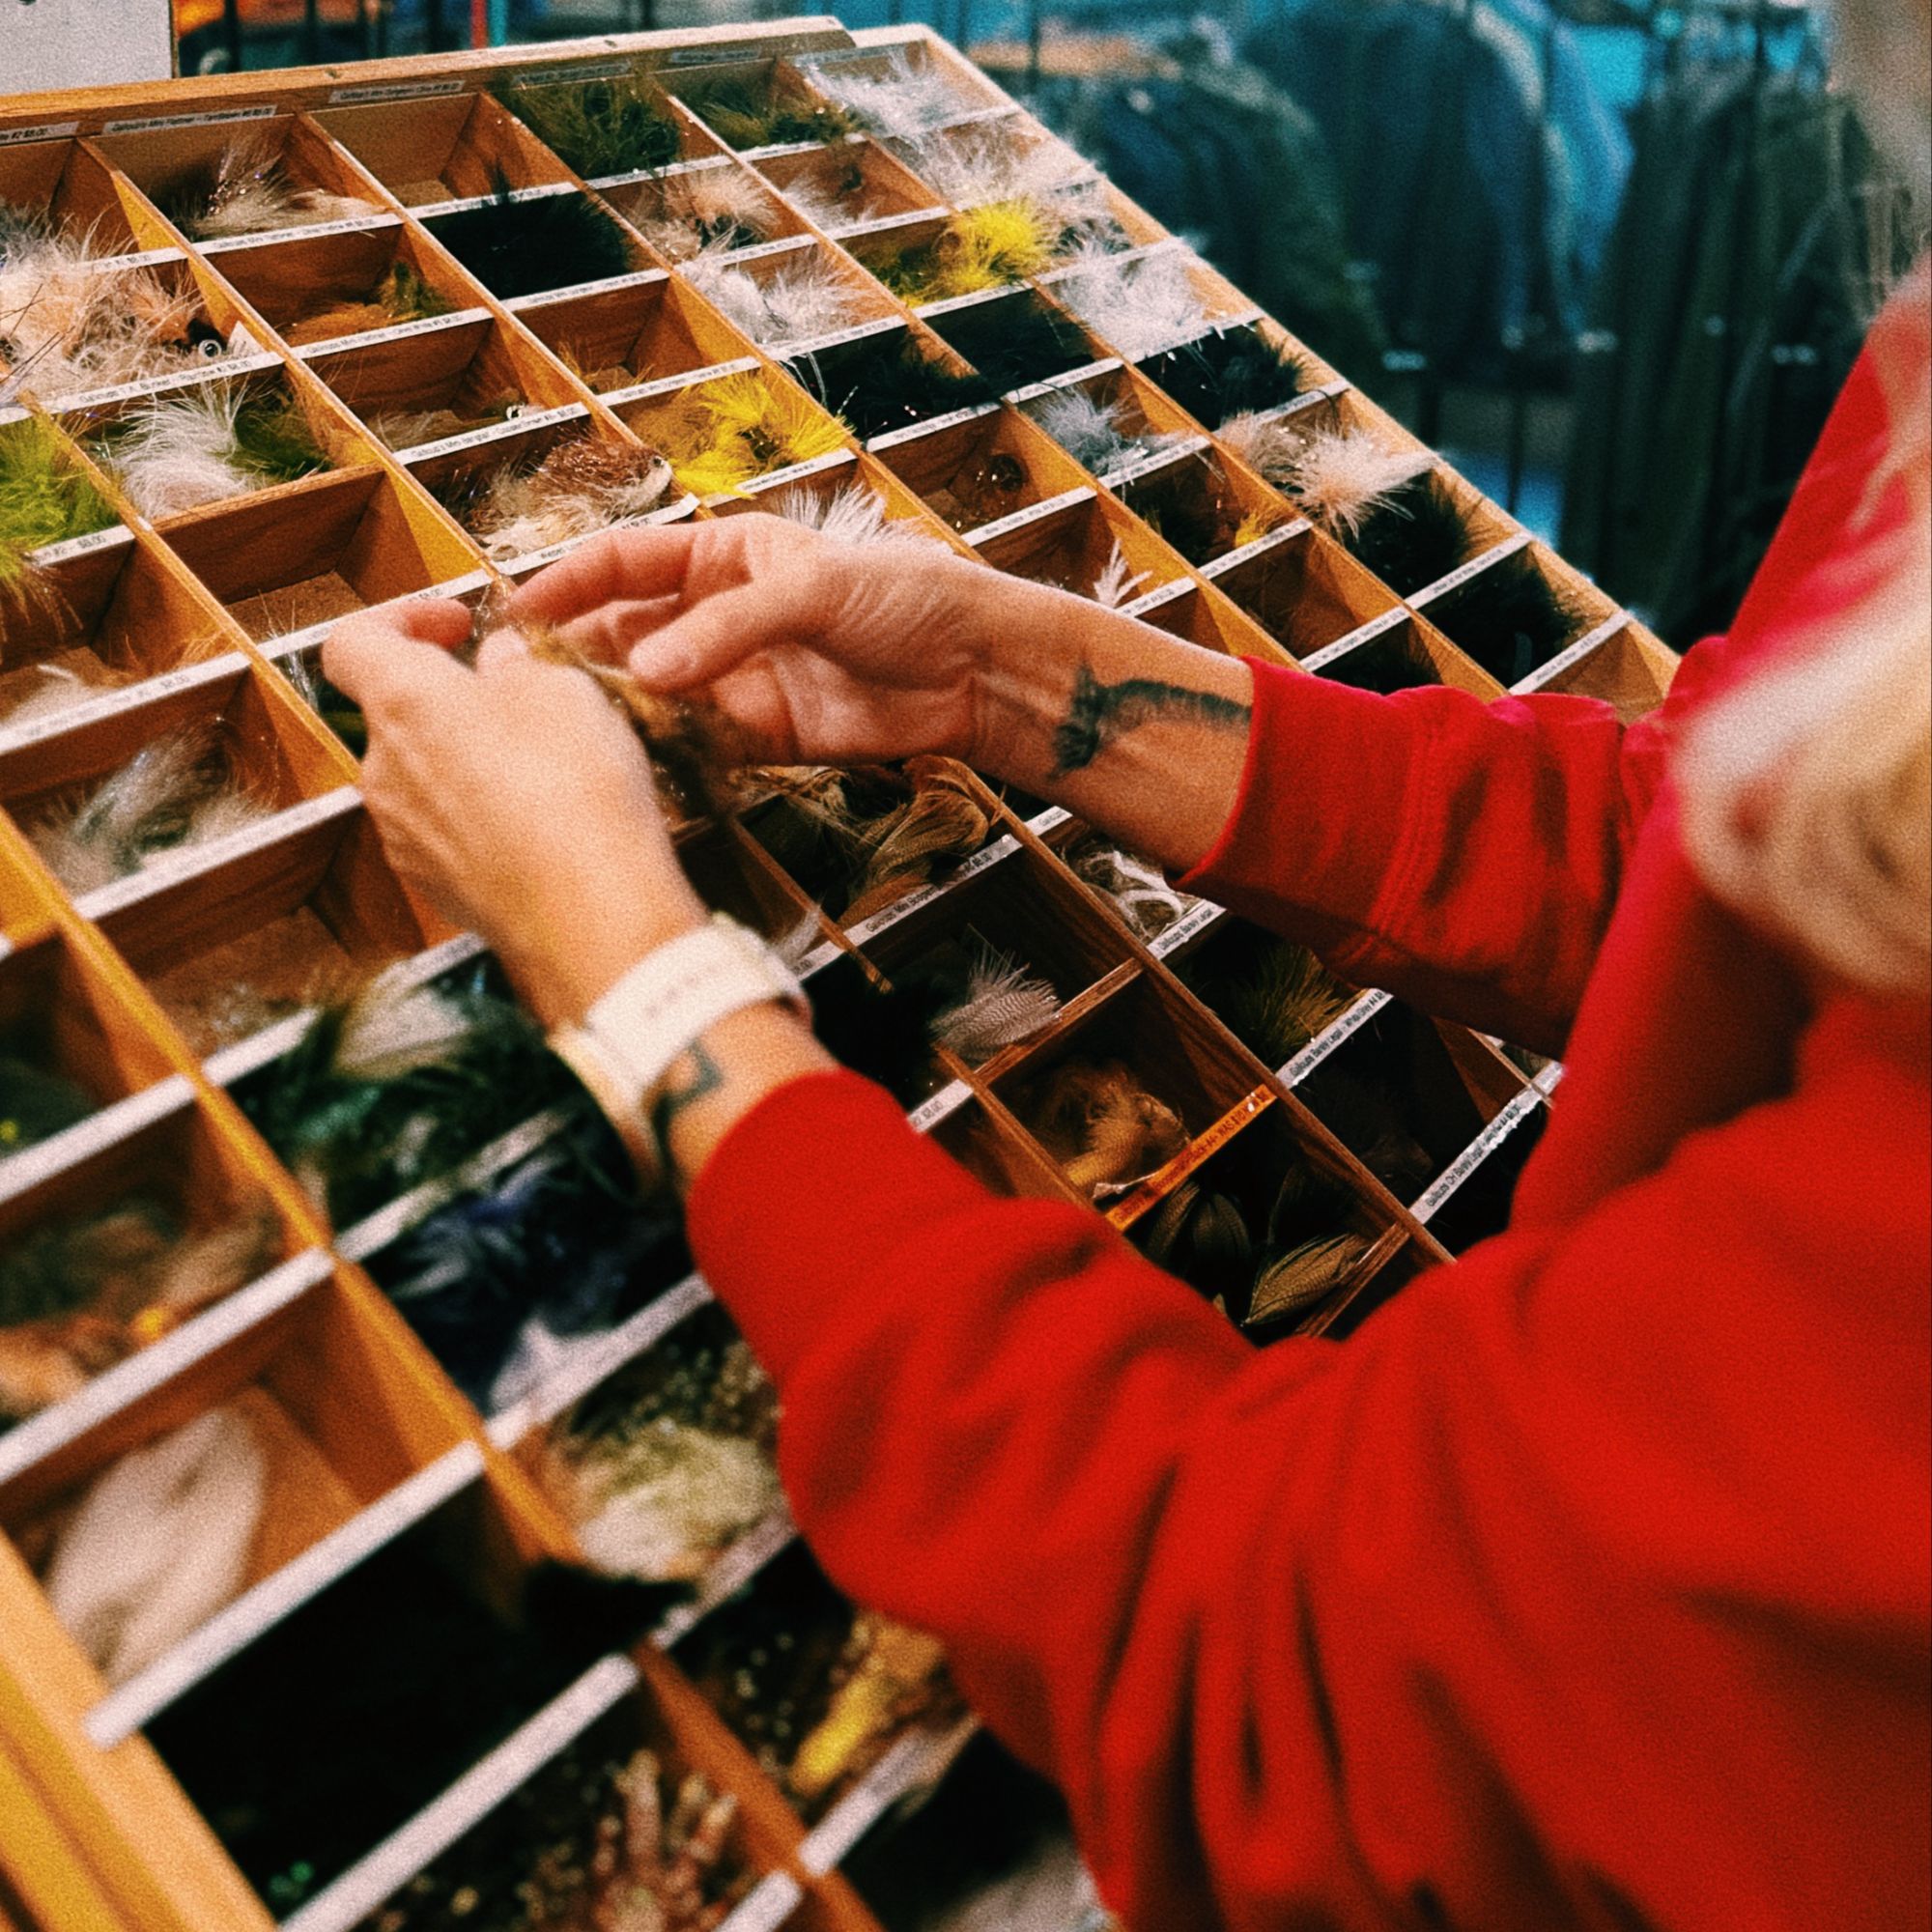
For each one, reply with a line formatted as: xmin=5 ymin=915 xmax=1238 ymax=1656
xmin=770 ymin=479 xmax=941 ymax=548
xmin=690 ymin=252 xmax=872 ymax=349
xmin=162 ymin=132 xmax=377 ymax=241
xmin=1137 ymin=327 xmax=1308 ymax=426
xmin=425 ymin=180 xmax=630 ymax=301
xmin=807 ymin=51 xmax=975 ymax=138
xmin=0 ymin=413 xmax=115 ymax=610
xmin=1055 ymin=242 xmax=1208 ymax=361
xmin=631 ymin=167 xmax=778 ymax=261
xmin=677 ymin=72 xmax=858 ymax=151
xmin=42 ymin=1406 xmax=265 ymax=1686
xmin=281 ymin=260 xmax=453 ymax=349
xmin=1428 ymin=546 xmax=1591 ymax=684
xmin=99 ymin=385 xmax=327 ymax=521
xmin=453 ymin=437 xmax=676 ymax=561
xmin=787 ymin=337 xmax=996 ymax=439
xmin=928 ymin=295 xmax=1094 ymax=393
xmin=627 ymin=372 xmax=846 ymax=497
xmin=1025 ymin=385 xmax=1176 ymax=473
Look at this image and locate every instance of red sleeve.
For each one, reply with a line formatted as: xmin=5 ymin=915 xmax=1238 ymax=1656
xmin=689 ymin=1039 xmax=1931 ymax=1932
xmin=1176 ymin=663 xmax=1697 ymax=1057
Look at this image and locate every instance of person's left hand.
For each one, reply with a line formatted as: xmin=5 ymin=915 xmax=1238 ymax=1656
xmin=323 ymin=599 xmax=706 ymax=1028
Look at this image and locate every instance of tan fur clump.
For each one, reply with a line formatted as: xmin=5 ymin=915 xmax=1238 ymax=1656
xmin=514 ymin=615 xmax=748 ymax=822
xmin=1025 ymin=1056 xmax=1189 ymax=1194
xmin=842 ymin=760 xmax=990 ymax=922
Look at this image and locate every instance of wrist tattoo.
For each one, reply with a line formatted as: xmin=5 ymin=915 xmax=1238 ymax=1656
xmin=650 ymin=1037 xmax=724 ymax=1145
xmin=1050 ymin=663 xmax=1252 ymax=776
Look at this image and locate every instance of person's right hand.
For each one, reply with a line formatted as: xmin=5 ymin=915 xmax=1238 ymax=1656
xmin=507 ymin=514 xmax=1040 ymax=769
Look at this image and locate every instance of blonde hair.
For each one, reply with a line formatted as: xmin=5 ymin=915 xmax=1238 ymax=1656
xmin=1674 ymin=2 xmax=1930 ymax=998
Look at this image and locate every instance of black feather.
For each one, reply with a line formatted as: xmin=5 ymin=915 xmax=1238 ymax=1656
xmin=1321 ymin=623 xmax=1441 ymax=695
xmin=786 ymin=336 xmax=998 ymax=439
xmin=1138 ymin=327 xmax=1307 ymax=425
xmin=1139 ymin=1180 xmax=1255 ymax=1304
xmin=1122 ymin=465 xmax=1234 ymax=567
xmin=1344 ymin=469 xmax=1475 ymax=597
xmin=928 ymin=297 xmax=1094 ymax=393
xmin=1295 ymin=1065 xmax=1435 ymax=1199
xmin=424 ymin=176 xmax=631 ymax=301
xmin=1425 ymin=547 xmax=1589 ymax=686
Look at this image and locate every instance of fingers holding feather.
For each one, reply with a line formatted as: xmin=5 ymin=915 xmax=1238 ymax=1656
xmin=322 ymin=600 xmax=474 ymax=716
xmin=508 ymin=521 xmax=708 ymax=627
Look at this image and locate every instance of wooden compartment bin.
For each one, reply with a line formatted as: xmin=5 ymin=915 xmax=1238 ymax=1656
xmin=753 ymin=136 xmax=946 ymax=238
xmin=0 ymin=525 xmax=238 ymax=738
xmin=316 ymin=91 xmax=581 ymax=210
xmin=92 ymin=114 xmax=384 ymax=248
xmin=1202 ymin=519 xmax=1400 ymax=659
xmin=515 ymin=272 xmax=743 ymax=400
xmin=684 ymin=237 xmax=899 ymax=356
xmin=1306 ymin=609 xmax=1503 ymax=698
xmin=869 ymin=400 xmax=1081 ymax=533
xmin=0 ymin=138 xmax=149 ymax=255
xmin=161 ymin=468 xmax=482 ymax=643
xmin=598 ymin=155 xmax=808 ymax=264
xmin=971 ymin=488 xmax=1185 ymax=607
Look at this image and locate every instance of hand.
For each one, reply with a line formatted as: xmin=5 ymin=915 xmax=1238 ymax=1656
xmin=508 ymin=514 xmax=1047 ymax=770
xmin=323 ymin=601 xmax=706 ymax=1028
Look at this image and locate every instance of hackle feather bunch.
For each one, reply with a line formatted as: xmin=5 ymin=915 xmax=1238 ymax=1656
xmin=443 ymin=435 xmax=678 ymax=561
xmin=494 ymin=67 xmax=682 ymax=178
xmin=1054 ymin=243 xmax=1210 ymax=362
xmin=677 ymin=71 xmax=859 ymax=150
xmin=787 ymin=335 xmax=996 ymax=439
xmin=0 ymin=413 xmax=114 ymax=613
xmin=689 ymin=250 xmax=874 ymax=350
xmin=425 ymin=179 xmax=631 ymax=301
xmin=0 ymin=1196 xmax=274 ymax=1425
xmin=27 ymin=724 xmax=276 ymax=895
xmin=768 ymin=478 xmax=944 ymax=549
xmin=96 ymin=385 xmax=328 ymax=521
xmin=42 ymin=1405 xmax=266 ymax=1686
xmin=1137 ymin=325 xmax=1308 ymax=427
xmin=160 ymin=133 xmax=376 ymax=241
xmin=628 ymin=371 xmax=846 ymax=497
xmin=1 ymin=208 xmax=242 ymax=402
xmin=805 ymin=50 xmax=975 ymax=138
xmin=281 ymin=259 xmax=453 ymax=348
xmin=1026 ymin=385 xmax=1183 ymax=474
xmin=1177 ymin=925 xmax=1354 ymax=1067
xmin=1250 ymin=424 xmax=1472 ymax=597
xmin=630 ymin=166 xmax=779 ymax=260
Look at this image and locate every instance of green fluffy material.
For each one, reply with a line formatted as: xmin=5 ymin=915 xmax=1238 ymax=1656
xmin=0 ymin=416 xmax=115 ymax=596
xmin=496 ymin=71 xmax=682 ymax=178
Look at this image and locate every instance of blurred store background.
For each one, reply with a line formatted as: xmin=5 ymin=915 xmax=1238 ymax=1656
xmin=167 ymin=0 xmax=1922 ymax=647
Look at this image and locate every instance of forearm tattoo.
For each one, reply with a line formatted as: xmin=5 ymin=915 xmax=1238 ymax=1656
xmin=649 ymin=1037 xmax=724 ymax=1144
xmin=1049 ymin=664 xmax=1253 ymax=776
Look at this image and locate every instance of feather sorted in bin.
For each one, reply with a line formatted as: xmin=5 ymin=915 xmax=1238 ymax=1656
xmin=807 ymin=49 xmax=974 ymax=138
xmin=1139 ymin=1179 xmax=1255 ymax=1306
xmin=1124 ymin=465 xmax=1234 ymax=568
xmin=1177 ymin=925 xmax=1353 ymax=1066
xmin=1427 ymin=547 xmax=1590 ymax=684
xmin=234 ymin=960 xmax=568 ymax=1226
xmin=1324 ymin=622 xmax=1441 ymax=695
xmin=1091 ymin=541 xmax=1149 ymax=611
xmin=806 ymin=951 xmax=955 ymax=1104
xmin=1023 ymin=1057 xmax=1188 ymax=1196
xmin=0 ymin=414 xmax=115 ymax=612
xmin=931 ymin=942 xmax=1061 ymax=1063
xmin=280 ymin=259 xmax=454 ymax=348
xmin=1296 ymin=1063 xmax=1435 ymax=1199
xmin=788 ymin=1615 xmax=950 ymax=1805
xmin=539 ymin=1331 xmax=781 ymax=1582
xmin=901 ymin=124 xmax=1089 ymax=213
xmin=425 ymin=178 xmax=632 ymax=301
xmin=1053 ymin=243 xmax=1208 ymax=362
xmin=1245 ymin=1161 xmax=1371 ymax=1327
xmin=677 ymin=72 xmax=859 ymax=151
xmin=0 ymin=208 xmax=244 ymax=403
xmin=1068 ymin=840 xmax=1194 ymax=942
xmin=0 ymin=658 xmax=137 ymax=730
xmin=630 ymin=371 xmax=846 ymax=497
xmin=1138 ymin=327 xmax=1308 ymax=428
xmin=780 ymin=159 xmax=886 ymax=233
xmin=769 ymin=477 xmax=942 ymax=549
xmin=932 ymin=297 xmax=1094 ymax=394
xmin=160 ymin=132 xmax=377 ymax=241
xmin=0 ymin=1198 xmax=276 ymax=1426
xmin=1025 ymin=385 xmax=1179 ymax=473
xmin=96 ymin=386 xmax=328 ymax=521
xmin=41 ymin=1406 xmax=266 ymax=1686
xmin=364 ymin=394 xmax=526 ymax=453
xmin=843 ymin=761 xmax=991 ymax=922
xmin=689 ymin=250 xmax=873 ymax=350
xmin=789 ymin=336 xmax=997 ymax=440
xmin=876 ymin=198 xmax=1066 ymax=304
xmin=378 ymin=1129 xmax=691 ymax=1411
xmin=632 ymin=166 xmax=778 ymax=260
xmin=1260 ymin=425 xmax=1472 ymax=597
xmin=448 ymin=437 xmax=677 ymax=562
xmin=355 ymin=1734 xmax=754 ymax=1932
xmin=493 ymin=67 xmax=682 ymax=179
xmin=0 ymin=1053 xmax=96 ymax=1154
xmin=25 ymin=724 xmax=276 ymax=896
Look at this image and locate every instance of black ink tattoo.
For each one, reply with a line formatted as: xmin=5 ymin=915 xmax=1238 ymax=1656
xmin=650 ymin=1038 xmax=724 ymax=1144
xmin=1049 ymin=663 xmax=1252 ymax=776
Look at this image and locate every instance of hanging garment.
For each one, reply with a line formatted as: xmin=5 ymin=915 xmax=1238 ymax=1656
xmin=1045 ymin=47 xmax=1392 ymax=380
xmin=1560 ymin=63 xmax=1918 ymax=641
xmin=1242 ymin=0 xmax=1632 ymax=379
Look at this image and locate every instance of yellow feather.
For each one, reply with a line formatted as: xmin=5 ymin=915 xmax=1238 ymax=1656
xmin=885 ymin=197 xmax=1062 ymax=303
xmin=627 ymin=374 xmax=845 ymax=497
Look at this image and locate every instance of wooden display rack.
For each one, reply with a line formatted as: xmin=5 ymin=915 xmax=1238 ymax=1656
xmin=0 ymin=20 xmax=1676 ymax=1932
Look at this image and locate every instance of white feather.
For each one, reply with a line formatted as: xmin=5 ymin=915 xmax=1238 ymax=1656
xmin=772 ymin=480 xmax=942 ymax=550
xmin=932 ymin=947 xmax=1061 ymax=1062
xmin=328 ymin=962 xmax=476 ymax=1082
xmin=905 ymin=125 xmax=1088 ymax=211
xmin=570 ymin=1428 xmax=781 ymax=1581
xmin=1266 ymin=425 xmax=1435 ymax=535
xmin=1091 ymin=542 xmax=1148 ymax=610
xmin=810 ymin=51 xmax=973 ymax=139
xmin=43 ymin=1406 xmax=266 ymax=1687
xmin=914 ymin=1834 xmax=1112 ymax=1932
xmin=1071 ymin=843 xmax=1193 ymax=941
xmin=1057 ymin=244 xmax=1209 ymax=362
xmin=780 ymin=172 xmax=884 ymax=233
xmin=107 ymin=386 xmax=257 ymax=520
xmin=691 ymin=255 xmax=867 ymax=349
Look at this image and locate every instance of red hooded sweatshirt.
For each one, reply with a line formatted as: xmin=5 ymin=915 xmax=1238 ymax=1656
xmin=687 ymin=333 xmax=1932 ymax=1931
